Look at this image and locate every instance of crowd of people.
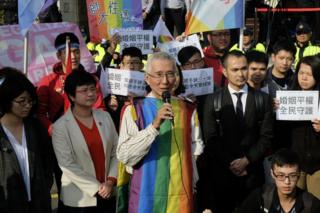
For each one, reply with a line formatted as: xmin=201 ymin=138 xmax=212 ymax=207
xmin=2 ymin=1 xmax=320 ymax=213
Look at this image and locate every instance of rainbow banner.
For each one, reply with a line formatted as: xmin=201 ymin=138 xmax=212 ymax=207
xmin=185 ymin=0 xmax=244 ymax=35
xmin=86 ymin=0 xmax=143 ymax=43
xmin=117 ymin=98 xmax=195 ymax=213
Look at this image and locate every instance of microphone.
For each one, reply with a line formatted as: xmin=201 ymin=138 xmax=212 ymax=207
xmin=162 ymin=91 xmax=174 ymax=126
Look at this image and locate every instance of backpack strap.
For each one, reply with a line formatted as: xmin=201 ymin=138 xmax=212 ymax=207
xmin=254 ymin=90 xmax=265 ymax=124
xmin=301 ymin=191 xmax=313 ymax=213
xmin=213 ymin=89 xmax=223 ymax=136
xmin=262 ymin=184 xmax=276 ymax=212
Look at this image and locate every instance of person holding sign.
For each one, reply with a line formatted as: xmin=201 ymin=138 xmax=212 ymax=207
xmin=202 ymin=50 xmax=274 ymax=213
xmin=276 ymin=56 xmax=320 ymax=200
xmin=105 ymin=47 xmax=144 ymax=131
xmin=117 ymin=52 xmax=203 ymax=213
xmin=178 ymin=45 xmax=214 ymax=213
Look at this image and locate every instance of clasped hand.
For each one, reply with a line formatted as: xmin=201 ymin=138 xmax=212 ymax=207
xmin=98 ymin=180 xmax=114 ymax=199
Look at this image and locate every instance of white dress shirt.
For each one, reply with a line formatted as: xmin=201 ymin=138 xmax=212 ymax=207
xmin=3 ymin=125 xmax=31 ymax=201
xmin=227 ymin=84 xmax=248 ymax=114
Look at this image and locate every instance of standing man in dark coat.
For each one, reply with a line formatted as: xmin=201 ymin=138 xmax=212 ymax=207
xmin=202 ymin=50 xmax=274 ymax=213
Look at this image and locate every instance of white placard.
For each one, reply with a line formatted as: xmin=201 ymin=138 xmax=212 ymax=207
xmin=102 ymin=68 xmax=146 ymax=96
xmin=159 ymin=34 xmax=204 ymax=64
xmin=181 ymin=68 xmax=214 ymax=96
xmin=119 ymin=30 xmax=153 ymax=55
xmin=276 ymin=91 xmax=319 ymax=121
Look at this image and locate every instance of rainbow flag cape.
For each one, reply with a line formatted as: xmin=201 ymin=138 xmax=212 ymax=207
xmin=85 ymin=0 xmax=143 ymax=42
xmin=117 ymin=97 xmax=194 ymax=213
xmin=185 ymin=0 xmax=244 ymax=35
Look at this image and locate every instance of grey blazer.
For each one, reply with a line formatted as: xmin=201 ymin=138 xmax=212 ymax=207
xmin=52 ymin=108 xmax=118 ymax=207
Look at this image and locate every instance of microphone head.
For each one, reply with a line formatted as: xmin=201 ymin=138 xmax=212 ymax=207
xmin=162 ymin=91 xmax=171 ymax=103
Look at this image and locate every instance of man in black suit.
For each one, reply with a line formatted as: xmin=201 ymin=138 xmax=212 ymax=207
xmin=201 ymin=50 xmax=274 ymax=213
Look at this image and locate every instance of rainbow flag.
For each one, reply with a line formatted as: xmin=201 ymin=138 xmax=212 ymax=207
xmin=185 ymin=0 xmax=244 ymax=35
xmin=85 ymin=0 xmax=142 ymax=43
xmin=117 ymin=97 xmax=194 ymax=213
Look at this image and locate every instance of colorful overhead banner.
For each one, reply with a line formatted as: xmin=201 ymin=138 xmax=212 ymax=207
xmin=185 ymin=0 xmax=244 ymax=34
xmin=0 ymin=22 xmax=95 ymax=85
xmin=86 ymin=0 xmax=143 ymax=43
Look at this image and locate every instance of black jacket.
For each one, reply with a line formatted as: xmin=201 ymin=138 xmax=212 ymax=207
xmin=0 ymin=118 xmax=53 ymax=213
xmin=237 ymin=184 xmax=320 ymax=213
xmin=290 ymin=121 xmax=320 ymax=174
xmin=203 ymin=86 xmax=274 ymax=167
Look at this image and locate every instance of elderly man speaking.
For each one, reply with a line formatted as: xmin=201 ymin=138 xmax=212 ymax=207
xmin=117 ymin=52 xmax=203 ymax=213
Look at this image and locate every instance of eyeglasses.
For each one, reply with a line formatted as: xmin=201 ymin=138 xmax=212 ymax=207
xmin=13 ymin=99 xmax=36 ymax=107
xmin=272 ymin=170 xmax=300 ymax=182
xmin=182 ymin=58 xmax=204 ymax=69
xmin=210 ymin=32 xmax=230 ymax=37
xmin=76 ymin=87 xmax=97 ymax=94
xmin=147 ymin=72 xmax=177 ymax=80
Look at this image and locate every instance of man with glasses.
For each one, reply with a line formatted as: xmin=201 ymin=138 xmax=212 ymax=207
xmin=117 ymin=52 xmax=203 ymax=213
xmin=203 ymin=30 xmax=231 ymax=87
xmin=105 ymin=47 xmax=144 ymax=131
xmin=237 ymin=149 xmax=320 ymax=213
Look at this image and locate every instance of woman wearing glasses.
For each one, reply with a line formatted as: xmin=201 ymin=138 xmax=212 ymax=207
xmin=52 ymin=69 xmax=118 ymax=212
xmin=0 ymin=67 xmax=53 ymax=213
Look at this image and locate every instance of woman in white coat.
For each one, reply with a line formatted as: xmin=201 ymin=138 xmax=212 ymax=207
xmin=52 ymin=69 xmax=118 ymax=213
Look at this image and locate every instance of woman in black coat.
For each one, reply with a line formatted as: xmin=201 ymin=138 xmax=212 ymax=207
xmin=288 ymin=56 xmax=320 ymax=200
xmin=0 ymin=67 xmax=53 ymax=213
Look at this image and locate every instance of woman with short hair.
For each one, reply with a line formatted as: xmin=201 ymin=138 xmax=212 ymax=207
xmin=0 ymin=67 xmax=53 ymax=213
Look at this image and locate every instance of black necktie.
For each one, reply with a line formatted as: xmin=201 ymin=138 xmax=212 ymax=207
xmin=235 ymin=92 xmax=244 ymax=120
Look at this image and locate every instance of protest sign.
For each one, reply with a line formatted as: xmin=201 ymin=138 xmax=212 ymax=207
xmin=86 ymin=0 xmax=142 ymax=42
xmin=276 ymin=91 xmax=319 ymax=120
xmin=182 ymin=68 xmax=214 ymax=96
xmin=159 ymin=34 xmax=203 ymax=64
xmin=185 ymin=0 xmax=244 ymax=34
xmin=100 ymin=68 xmax=146 ymax=97
xmin=119 ymin=30 xmax=153 ymax=54
xmin=0 ymin=22 xmax=95 ymax=85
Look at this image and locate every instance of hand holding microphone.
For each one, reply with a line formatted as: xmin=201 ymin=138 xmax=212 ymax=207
xmin=152 ymin=91 xmax=174 ymax=129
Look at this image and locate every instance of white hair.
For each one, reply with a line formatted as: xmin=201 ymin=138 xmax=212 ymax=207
xmin=146 ymin=52 xmax=178 ymax=74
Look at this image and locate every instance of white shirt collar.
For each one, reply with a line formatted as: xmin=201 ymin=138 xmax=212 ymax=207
xmin=227 ymin=83 xmax=248 ymax=95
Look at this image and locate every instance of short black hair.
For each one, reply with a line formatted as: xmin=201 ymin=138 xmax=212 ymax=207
xmin=222 ymin=50 xmax=246 ymax=68
xmin=272 ymin=40 xmax=296 ymax=56
xmin=55 ymin=32 xmax=80 ymax=50
xmin=64 ymin=69 xmax=97 ymax=106
xmin=271 ymin=149 xmax=300 ymax=170
xmin=0 ymin=67 xmax=37 ymax=117
xmin=177 ymin=46 xmax=202 ymax=65
xmin=121 ymin=47 xmax=143 ymax=61
xmin=246 ymin=50 xmax=269 ymax=66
